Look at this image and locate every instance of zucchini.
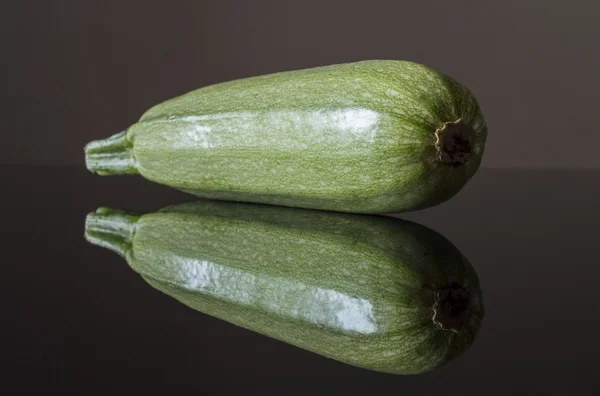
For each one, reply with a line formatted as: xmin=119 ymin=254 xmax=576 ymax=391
xmin=85 ymin=200 xmax=484 ymax=374
xmin=85 ymin=60 xmax=487 ymax=214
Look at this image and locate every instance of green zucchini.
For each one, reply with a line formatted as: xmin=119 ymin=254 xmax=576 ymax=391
xmin=85 ymin=60 xmax=487 ymax=214
xmin=84 ymin=200 xmax=484 ymax=374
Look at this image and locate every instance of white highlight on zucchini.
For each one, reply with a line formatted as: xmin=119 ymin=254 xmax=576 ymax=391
xmin=177 ymin=123 xmax=216 ymax=149
xmin=166 ymin=256 xmax=377 ymax=334
xmin=150 ymin=109 xmax=379 ymax=148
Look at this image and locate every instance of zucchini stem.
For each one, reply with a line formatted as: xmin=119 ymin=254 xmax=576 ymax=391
xmin=84 ymin=207 xmax=140 ymax=257
xmin=84 ymin=131 xmax=139 ymax=175
xmin=434 ymin=119 xmax=476 ymax=166
xmin=432 ymin=282 xmax=471 ymax=333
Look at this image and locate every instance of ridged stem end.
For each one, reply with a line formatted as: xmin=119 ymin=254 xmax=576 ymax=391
xmin=432 ymin=283 xmax=471 ymax=333
xmin=84 ymin=131 xmax=138 ymax=175
xmin=434 ymin=119 xmax=476 ymax=166
xmin=84 ymin=207 xmax=140 ymax=257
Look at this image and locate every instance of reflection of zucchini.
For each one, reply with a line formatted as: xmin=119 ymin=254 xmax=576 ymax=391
xmin=85 ymin=60 xmax=487 ymax=213
xmin=85 ymin=200 xmax=484 ymax=374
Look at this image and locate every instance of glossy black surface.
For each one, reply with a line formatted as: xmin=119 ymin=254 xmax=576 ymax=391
xmin=3 ymin=165 xmax=599 ymax=395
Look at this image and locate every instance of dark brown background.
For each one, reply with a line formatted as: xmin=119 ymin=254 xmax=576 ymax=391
xmin=3 ymin=0 xmax=600 ymax=167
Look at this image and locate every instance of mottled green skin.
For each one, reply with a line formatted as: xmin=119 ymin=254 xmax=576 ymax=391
xmin=87 ymin=60 xmax=487 ymax=213
xmin=85 ymin=200 xmax=484 ymax=374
